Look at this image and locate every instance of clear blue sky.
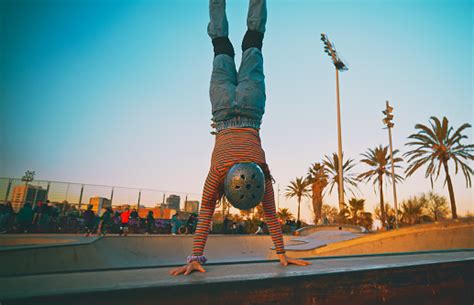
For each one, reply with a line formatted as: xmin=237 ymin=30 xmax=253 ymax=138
xmin=1 ymin=0 xmax=472 ymax=222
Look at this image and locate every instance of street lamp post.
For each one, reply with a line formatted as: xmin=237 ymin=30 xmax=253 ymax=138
xmin=320 ymin=33 xmax=348 ymax=212
xmin=383 ymin=100 xmax=399 ymax=229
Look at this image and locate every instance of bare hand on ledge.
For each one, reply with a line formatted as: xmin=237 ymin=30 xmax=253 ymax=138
xmin=169 ymin=261 xmax=206 ymax=276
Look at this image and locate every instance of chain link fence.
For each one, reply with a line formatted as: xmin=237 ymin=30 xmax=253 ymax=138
xmin=0 ymin=177 xmax=201 ymax=216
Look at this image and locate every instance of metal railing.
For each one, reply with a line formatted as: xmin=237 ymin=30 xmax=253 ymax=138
xmin=0 ymin=177 xmax=201 ymax=213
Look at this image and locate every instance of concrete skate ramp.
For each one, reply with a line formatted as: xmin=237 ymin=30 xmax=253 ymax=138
xmin=296 ymin=224 xmax=366 ymax=236
xmin=286 ymin=222 xmax=474 ymax=259
xmin=284 ymin=230 xmax=363 ymax=251
xmin=0 ymin=235 xmax=294 ymax=276
xmin=1 ymin=222 xmax=472 ymax=277
xmin=0 ymin=235 xmax=98 ymax=250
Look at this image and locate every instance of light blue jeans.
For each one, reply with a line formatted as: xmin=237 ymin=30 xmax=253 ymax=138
xmin=210 ymin=48 xmax=266 ymax=123
xmin=208 ymin=0 xmax=267 ymax=127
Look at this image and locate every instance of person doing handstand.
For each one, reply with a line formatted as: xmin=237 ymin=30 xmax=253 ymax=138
xmin=170 ymin=0 xmax=310 ymax=276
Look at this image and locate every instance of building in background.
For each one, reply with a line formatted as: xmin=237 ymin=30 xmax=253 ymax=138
xmin=165 ymin=194 xmax=180 ymax=210
xmin=138 ymin=207 xmax=175 ymax=219
xmin=113 ymin=204 xmax=131 ymax=211
xmin=184 ymin=200 xmax=200 ymax=213
xmin=89 ymin=197 xmax=111 ymax=213
xmin=11 ymin=185 xmax=47 ymax=212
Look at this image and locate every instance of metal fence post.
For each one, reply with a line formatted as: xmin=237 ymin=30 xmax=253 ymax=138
xmin=137 ymin=189 xmax=142 ymax=212
xmin=110 ymin=187 xmax=114 ymax=205
xmin=78 ymin=184 xmax=84 ymax=210
xmin=45 ymin=181 xmax=51 ymax=202
xmin=4 ymin=179 xmax=12 ymax=202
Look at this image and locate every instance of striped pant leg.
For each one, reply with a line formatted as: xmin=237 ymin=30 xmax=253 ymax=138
xmin=261 ymin=178 xmax=285 ymax=254
xmin=192 ymin=167 xmax=222 ymax=256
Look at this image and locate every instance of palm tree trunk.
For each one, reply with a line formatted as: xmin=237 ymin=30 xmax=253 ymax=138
xmin=443 ymin=160 xmax=457 ymax=219
xmin=312 ymin=183 xmax=323 ymax=224
xmin=297 ymin=197 xmax=301 ymax=222
xmin=378 ymin=174 xmax=386 ymax=227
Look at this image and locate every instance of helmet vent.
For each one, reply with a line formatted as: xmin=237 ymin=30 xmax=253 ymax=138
xmin=240 ymin=174 xmax=246 ymax=180
xmin=235 ymin=185 xmax=241 ymax=189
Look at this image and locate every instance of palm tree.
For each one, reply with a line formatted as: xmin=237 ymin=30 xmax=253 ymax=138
xmin=285 ymin=177 xmax=311 ymax=222
xmin=404 ymin=116 xmax=473 ymax=219
xmin=347 ymin=198 xmax=365 ymax=224
xmin=277 ymin=208 xmax=294 ymax=223
xmin=323 ymin=153 xmax=359 ymax=205
xmin=357 ymin=145 xmax=404 ymax=227
xmin=306 ymin=163 xmax=328 ymax=224
xmin=339 ymin=198 xmax=373 ymax=230
xmin=400 ymin=196 xmax=426 ymax=225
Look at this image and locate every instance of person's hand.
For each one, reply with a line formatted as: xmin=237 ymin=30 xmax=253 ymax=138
xmin=169 ymin=261 xmax=206 ymax=276
xmin=277 ymin=253 xmax=312 ymax=267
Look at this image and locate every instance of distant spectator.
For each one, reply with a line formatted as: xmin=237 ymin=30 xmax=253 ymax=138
xmin=0 ymin=202 xmax=14 ymax=233
xmin=238 ymin=222 xmax=245 ymax=234
xmin=16 ymin=202 xmax=33 ymax=233
xmin=146 ymin=211 xmax=155 ymax=234
xmin=171 ymin=213 xmax=179 ymax=235
xmin=98 ymin=207 xmax=112 ymax=235
xmin=255 ymin=221 xmax=264 ymax=235
xmin=83 ymin=205 xmax=95 ymax=237
xmin=32 ymin=201 xmax=43 ymax=225
xmin=186 ymin=213 xmax=198 ymax=234
xmin=223 ymin=216 xmax=230 ymax=234
xmin=119 ymin=207 xmax=131 ymax=237
xmin=130 ymin=209 xmax=139 ymax=220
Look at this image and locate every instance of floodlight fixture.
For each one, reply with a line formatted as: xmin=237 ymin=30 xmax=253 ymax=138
xmin=320 ymin=33 xmax=348 ymax=72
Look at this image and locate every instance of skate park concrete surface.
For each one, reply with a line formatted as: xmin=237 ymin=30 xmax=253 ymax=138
xmin=1 ymin=249 xmax=473 ymax=304
xmin=0 ymin=222 xmax=473 ymax=304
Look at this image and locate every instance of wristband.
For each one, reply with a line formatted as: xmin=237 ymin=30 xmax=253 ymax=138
xmin=187 ymin=255 xmax=208 ymax=265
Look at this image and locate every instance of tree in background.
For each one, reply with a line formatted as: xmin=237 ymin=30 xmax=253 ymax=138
xmin=374 ymin=204 xmax=397 ymax=230
xmin=321 ymin=204 xmax=339 ymax=224
xmin=340 ymin=198 xmax=373 ymax=230
xmin=306 ymin=163 xmax=328 ymax=224
xmin=285 ymin=177 xmax=311 ymax=222
xmin=240 ymin=209 xmax=253 ymax=220
xmin=400 ymin=196 xmax=427 ymax=225
xmin=253 ymin=204 xmax=265 ymax=221
xmin=358 ymin=145 xmax=403 ymax=227
xmin=405 ymin=116 xmax=473 ymax=219
xmin=423 ymin=191 xmax=449 ymax=221
xmin=216 ymin=196 xmax=231 ymax=218
xmin=277 ymin=208 xmax=294 ymax=223
xmin=323 ymin=153 xmax=360 ymax=200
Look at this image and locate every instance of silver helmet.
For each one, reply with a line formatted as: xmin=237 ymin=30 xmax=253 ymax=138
xmin=224 ymin=162 xmax=265 ymax=210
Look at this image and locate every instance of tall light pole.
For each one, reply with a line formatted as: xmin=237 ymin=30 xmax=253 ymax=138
xmin=321 ymin=33 xmax=348 ymax=211
xmin=383 ymin=100 xmax=399 ymax=229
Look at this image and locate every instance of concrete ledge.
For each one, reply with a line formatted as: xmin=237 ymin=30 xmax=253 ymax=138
xmin=1 ymin=250 xmax=473 ymax=305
